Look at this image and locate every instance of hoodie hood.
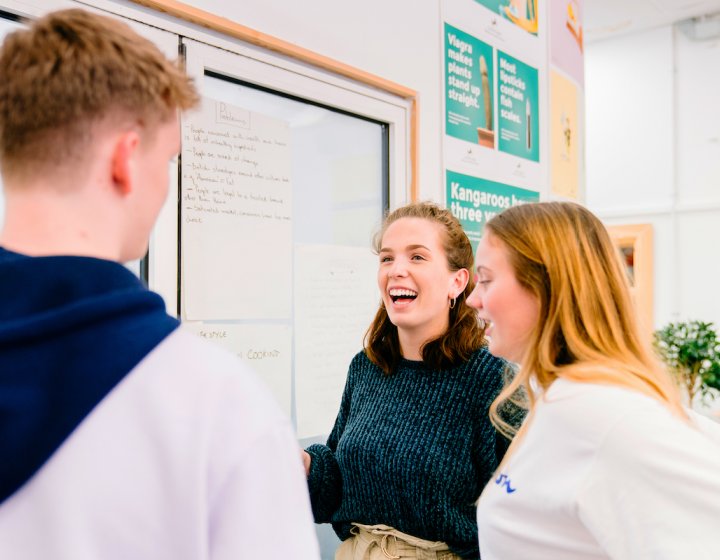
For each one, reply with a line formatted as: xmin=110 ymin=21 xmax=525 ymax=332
xmin=0 ymin=247 xmax=178 ymax=504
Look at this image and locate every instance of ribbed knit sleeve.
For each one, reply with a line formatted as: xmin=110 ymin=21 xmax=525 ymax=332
xmin=305 ymin=443 xmax=341 ymax=522
xmin=305 ymin=353 xmax=360 ymax=522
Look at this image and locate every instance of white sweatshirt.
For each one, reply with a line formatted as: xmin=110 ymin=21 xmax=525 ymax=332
xmin=478 ymin=377 xmax=720 ymax=560
xmin=0 ymin=328 xmax=320 ymax=559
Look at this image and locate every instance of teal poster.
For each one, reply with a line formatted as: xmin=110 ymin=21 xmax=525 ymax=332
xmin=446 ymin=170 xmax=539 ymax=250
xmin=444 ymin=23 xmax=495 ymax=149
xmin=497 ymin=50 xmax=539 ymax=162
xmin=473 ymin=0 xmax=539 ymax=35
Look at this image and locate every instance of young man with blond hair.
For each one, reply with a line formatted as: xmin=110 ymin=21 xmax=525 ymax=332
xmin=0 ymin=9 xmax=319 ymax=559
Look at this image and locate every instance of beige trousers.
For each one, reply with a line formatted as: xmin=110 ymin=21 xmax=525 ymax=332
xmin=335 ymin=523 xmax=462 ymax=560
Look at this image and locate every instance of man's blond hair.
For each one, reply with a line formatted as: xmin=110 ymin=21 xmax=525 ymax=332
xmin=0 ymin=8 xmax=199 ymax=180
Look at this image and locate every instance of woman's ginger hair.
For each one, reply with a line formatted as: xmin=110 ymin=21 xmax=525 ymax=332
xmin=486 ymin=202 xmax=685 ymax=439
xmin=364 ymin=201 xmax=486 ymax=373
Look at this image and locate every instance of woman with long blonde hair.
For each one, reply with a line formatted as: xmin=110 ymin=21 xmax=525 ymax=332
xmin=467 ymin=201 xmax=720 ymax=559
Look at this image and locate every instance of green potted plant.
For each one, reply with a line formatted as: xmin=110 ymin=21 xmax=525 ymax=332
xmin=653 ymin=320 xmax=720 ymax=405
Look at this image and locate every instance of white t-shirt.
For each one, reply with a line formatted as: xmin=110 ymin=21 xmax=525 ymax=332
xmin=0 ymin=328 xmax=320 ymax=559
xmin=477 ymin=377 xmax=720 ymax=560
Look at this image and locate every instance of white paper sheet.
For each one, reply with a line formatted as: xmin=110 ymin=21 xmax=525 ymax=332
xmin=182 ymin=322 xmax=293 ymax=417
xmin=294 ymin=244 xmax=380 ymax=438
xmin=181 ymin=99 xmax=292 ymax=320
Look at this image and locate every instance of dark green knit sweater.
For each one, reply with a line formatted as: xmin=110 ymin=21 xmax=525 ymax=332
xmin=306 ymin=348 xmax=508 ymax=559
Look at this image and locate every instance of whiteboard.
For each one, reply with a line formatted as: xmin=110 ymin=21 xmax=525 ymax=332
xmin=180 ymin=39 xmax=407 ymax=434
xmin=181 ymin=98 xmax=294 ymax=320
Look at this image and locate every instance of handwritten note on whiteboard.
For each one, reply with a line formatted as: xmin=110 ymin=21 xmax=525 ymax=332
xmin=182 ymin=322 xmax=292 ymax=417
xmin=181 ymin=99 xmax=292 ymax=320
xmin=294 ymin=244 xmax=380 ymax=438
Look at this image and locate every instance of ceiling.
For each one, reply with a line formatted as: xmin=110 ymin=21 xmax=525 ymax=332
xmin=585 ymin=0 xmax=720 ymax=42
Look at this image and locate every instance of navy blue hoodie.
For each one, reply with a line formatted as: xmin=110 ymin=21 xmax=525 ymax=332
xmin=0 ymin=247 xmax=178 ymax=504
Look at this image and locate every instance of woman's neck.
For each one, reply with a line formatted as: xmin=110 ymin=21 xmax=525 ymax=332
xmin=398 ymin=329 xmax=434 ymax=361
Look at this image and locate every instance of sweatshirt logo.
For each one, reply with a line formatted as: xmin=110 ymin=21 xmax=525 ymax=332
xmin=495 ymin=473 xmax=516 ymax=494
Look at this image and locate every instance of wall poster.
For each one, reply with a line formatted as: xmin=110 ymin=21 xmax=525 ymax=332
xmin=497 ymin=49 xmax=539 ymax=162
xmin=473 ymin=0 xmax=539 ymax=35
xmin=442 ymin=0 xmax=546 ymax=243
xmin=446 ymin=170 xmax=539 ymax=250
xmin=549 ymin=0 xmax=585 ymax=199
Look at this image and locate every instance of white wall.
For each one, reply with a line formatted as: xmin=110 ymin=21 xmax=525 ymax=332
xmin=181 ymin=0 xmax=445 ymax=202
xmin=586 ymin=24 xmax=720 ymax=330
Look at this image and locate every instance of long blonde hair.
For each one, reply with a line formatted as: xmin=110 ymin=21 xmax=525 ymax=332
xmin=486 ymin=202 xmax=685 ymax=440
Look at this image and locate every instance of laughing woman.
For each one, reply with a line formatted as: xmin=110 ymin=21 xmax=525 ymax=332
xmin=302 ymin=202 xmax=512 ymax=560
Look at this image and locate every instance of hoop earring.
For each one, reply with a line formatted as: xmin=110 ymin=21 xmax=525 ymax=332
xmin=449 ymin=296 xmax=456 ymax=309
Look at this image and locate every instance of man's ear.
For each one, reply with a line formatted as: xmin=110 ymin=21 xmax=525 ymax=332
xmin=110 ymin=130 xmax=140 ymax=196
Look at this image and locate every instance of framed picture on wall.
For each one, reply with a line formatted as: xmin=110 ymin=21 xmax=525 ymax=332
xmin=607 ymin=223 xmax=654 ymax=334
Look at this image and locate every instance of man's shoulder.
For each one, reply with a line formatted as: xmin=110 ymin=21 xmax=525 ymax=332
xmin=154 ymin=327 xmax=247 ymax=371
xmin=133 ymin=327 xmax=289 ymax=428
